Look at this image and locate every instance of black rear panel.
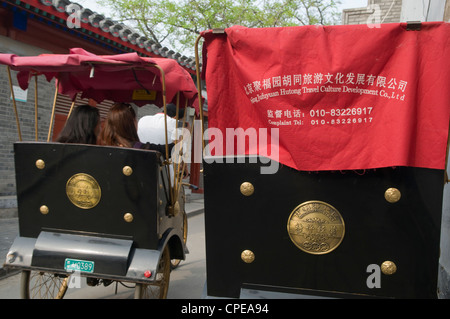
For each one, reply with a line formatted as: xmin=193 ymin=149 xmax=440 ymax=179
xmin=14 ymin=142 xmax=164 ymax=249
xmin=203 ymin=157 xmax=443 ymax=298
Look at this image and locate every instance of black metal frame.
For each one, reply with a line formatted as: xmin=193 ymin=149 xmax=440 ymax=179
xmin=202 ymin=155 xmax=443 ymax=298
xmin=5 ymin=142 xmax=186 ymax=284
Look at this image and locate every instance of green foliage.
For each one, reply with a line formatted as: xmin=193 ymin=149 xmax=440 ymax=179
xmin=98 ymin=0 xmax=341 ymax=55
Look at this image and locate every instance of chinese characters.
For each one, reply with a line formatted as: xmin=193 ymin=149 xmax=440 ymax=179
xmin=245 ymin=71 xmax=408 ymax=104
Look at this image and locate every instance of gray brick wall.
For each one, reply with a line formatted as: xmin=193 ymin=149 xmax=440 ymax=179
xmin=0 ymin=66 xmax=55 ymax=196
xmin=342 ymin=0 xmax=403 ymax=25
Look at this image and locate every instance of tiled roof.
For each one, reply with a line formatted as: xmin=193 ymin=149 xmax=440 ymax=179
xmin=1 ymin=0 xmax=196 ymax=71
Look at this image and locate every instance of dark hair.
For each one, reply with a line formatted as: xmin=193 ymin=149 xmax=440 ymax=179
xmin=56 ymin=104 xmax=99 ymax=144
xmin=166 ymin=103 xmax=184 ymax=118
xmin=99 ymin=102 xmax=139 ymax=147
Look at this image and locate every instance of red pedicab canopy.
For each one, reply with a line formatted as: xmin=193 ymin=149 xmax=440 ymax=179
xmin=0 ymin=48 xmax=198 ymax=108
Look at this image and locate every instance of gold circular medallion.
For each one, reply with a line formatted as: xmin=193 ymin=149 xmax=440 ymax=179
xmin=240 ymin=182 xmax=254 ymax=196
xmin=385 ymin=188 xmax=401 ymax=203
xmin=35 ymin=159 xmax=45 ymax=170
xmin=40 ymin=205 xmax=49 ymax=215
xmin=381 ymin=261 xmax=397 ymax=275
xmin=241 ymin=250 xmax=255 ymax=263
xmin=66 ymin=173 xmax=101 ymax=209
xmin=287 ymin=201 xmax=345 ymax=255
xmin=123 ymin=166 xmax=133 ymax=176
xmin=123 ymin=213 xmax=134 ymax=223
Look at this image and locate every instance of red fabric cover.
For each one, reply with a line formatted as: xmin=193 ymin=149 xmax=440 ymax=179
xmin=0 ymin=48 xmax=197 ymax=107
xmin=201 ymin=23 xmax=450 ymax=171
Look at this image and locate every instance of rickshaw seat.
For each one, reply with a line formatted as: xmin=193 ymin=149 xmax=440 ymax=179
xmin=14 ymin=142 xmax=168 ymax=250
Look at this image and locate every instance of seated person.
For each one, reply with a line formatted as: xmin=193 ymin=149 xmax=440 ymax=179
xmin=56 ymin=104 xmax=100 ymax=144
xmin=137 ymin=103 xmax=182 ymax=145
xmin=99 ymin=102 xmax=173 ymax=154
xmin=138 ymin=103 xmax=189 ymax=178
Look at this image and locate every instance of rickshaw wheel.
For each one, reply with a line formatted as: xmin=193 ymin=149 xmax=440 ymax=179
xmin=171 ymin=210 xmax=188 ymax=269
xmin=134 ymin=245 xmax=171 ymax=299
xmin=20 ymin=270 xmax=69 ymax=299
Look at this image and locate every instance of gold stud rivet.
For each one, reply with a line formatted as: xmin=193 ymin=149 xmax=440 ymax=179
xmin=385 ymin=188 xmax=401 ymax=203
xmin=36 ymin=159 xmax=45 ymax=170
xmin=241 ymin=250 xmax=255 ymax=263
xmin=240 ymin=182 xmax=254 ymax=196
xmin=123 ymin=166 xmax=133 ymax=176
xmin=40 ymin=205 xmax=49 ymax=215
xmin=381 ymin=261 xmax=397 ymax=275
xmin=123 ymin=213 xmax=134 ymax=223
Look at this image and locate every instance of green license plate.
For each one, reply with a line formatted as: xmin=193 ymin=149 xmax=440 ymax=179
xmin=64 ymin=258 xmax=95 ymax=273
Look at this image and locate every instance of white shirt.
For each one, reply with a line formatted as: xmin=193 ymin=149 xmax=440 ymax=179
xmin=137 ymin=113 xmax=177 ymax=145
